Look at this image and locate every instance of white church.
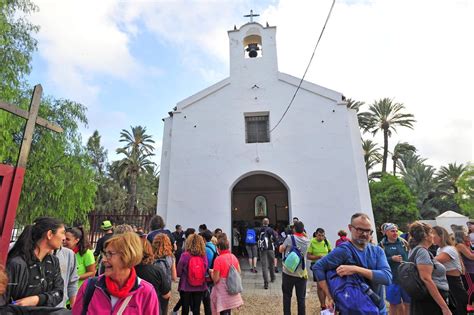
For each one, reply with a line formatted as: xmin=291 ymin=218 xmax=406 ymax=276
xmin=157 ymin=18 xmax=373 ymax=244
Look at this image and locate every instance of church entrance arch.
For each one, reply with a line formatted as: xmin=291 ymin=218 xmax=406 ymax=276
xmin=231 ymin=172 xmax=289 ymax=251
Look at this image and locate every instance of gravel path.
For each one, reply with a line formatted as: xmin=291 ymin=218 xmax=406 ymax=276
xmin=168 ymin=258 xmax=322 ymax=314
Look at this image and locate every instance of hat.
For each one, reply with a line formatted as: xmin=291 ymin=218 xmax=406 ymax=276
xmin=383 ymin=223 xmax=398 ymax=234
xmin=101 ymin=220 xmax=113 ymax=230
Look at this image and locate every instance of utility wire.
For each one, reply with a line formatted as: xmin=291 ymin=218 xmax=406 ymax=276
xmin=270 ymin=0 xmax=336 ymax=133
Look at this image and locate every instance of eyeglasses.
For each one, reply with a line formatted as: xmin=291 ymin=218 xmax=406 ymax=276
xmin=102 ymin=251 xmax=119 ymax=259
xmin=350 ymin=225 xmax=374 ymax=235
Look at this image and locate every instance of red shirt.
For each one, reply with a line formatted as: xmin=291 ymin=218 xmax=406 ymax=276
xmin=213 ymin=251 xmax=239 ymax=278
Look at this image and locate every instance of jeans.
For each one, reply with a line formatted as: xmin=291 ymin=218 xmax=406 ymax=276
xmin=261 ymin=249 xmax=275 ymax=284
xmin=282 ymin=272 xmax=307 ymax=315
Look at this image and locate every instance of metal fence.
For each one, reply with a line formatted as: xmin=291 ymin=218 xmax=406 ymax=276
xmin=88 ymin=212 xmax=154 ymax=248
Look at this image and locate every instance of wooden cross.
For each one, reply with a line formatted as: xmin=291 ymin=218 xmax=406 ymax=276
xmin=244 ymin=10 xmax=259 ymax=23
xmin=0 ymin=84 xmax=63 ymax=264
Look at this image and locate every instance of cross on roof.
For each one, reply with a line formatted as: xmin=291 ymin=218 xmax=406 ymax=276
xmin=244 ymin=10 xmax=259 ymax=23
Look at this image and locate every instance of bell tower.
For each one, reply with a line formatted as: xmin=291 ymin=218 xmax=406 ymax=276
xmin=228 ymin=11 xmax=278 ymax=82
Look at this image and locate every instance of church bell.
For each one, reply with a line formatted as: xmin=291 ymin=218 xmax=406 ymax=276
xmin=246 ymin=43 xmax=260 ymax=58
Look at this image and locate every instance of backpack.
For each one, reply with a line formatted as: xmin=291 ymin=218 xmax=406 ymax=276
xmin=258 ymin=228 xmax=273 ymax=251
xmin=82 ymin=277 xmax=99 ymax=315
xmin=187 ymin=255 xmax=206 ymax=287
xmin=155 ymin=257 xmax=172 ymax=288
xmin=225 ymin=254 xmax=243 ymax=295
xmin=325 ymin=243 xmax=380 ymax=314
xmin=324 ymin=239 xmax=332 ymax=253
xmin=283 ymin=235 xmax=305 ymax=273
xmin=206 ymin=244 xmax=219 ymax=269
xmin=245 ymin=229 xmax=257 ymax=245
xmin=398 ymin=246 xmax=433 ymax=300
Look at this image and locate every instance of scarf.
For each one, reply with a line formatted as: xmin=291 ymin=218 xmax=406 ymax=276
xmin=105 ymin=267 xmax=137 ymax=298
xmin=73 ymin=246 xmax=80 ymax=254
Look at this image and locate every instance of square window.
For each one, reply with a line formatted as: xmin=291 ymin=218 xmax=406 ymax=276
xmin=245 ymin=114 xmax=269 ymax=143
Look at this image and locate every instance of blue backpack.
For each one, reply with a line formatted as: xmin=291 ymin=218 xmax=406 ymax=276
xmin=245 ymin=229 xmax=256 ymax=245
xmin=283 ymin=235 xmax=305 ymax=272
xmin=325 ymin=243 xmax=380 ymax=315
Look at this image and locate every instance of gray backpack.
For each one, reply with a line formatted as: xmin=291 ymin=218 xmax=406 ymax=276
xmin=226 ymin=255 xmax=243 ymax=295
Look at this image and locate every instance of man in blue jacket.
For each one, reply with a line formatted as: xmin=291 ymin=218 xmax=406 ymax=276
xmin=313 ymin=213 xmax=392 ymax=314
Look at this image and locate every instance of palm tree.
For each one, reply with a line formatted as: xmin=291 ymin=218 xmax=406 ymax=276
xmin=362 ymin=139 xmax=382 ymax=175
xmin=391 ymin=142 xmax=417 ymax=176
xmin=362 ymin=98 xmax=416 ymax=174
xmin=437 ymin=163 xmax=467 ymax=194
xmin=116 ymin=126 xmax=156 ymax=212
xmin=402 ymin=162 xmax=440 ymax=219
xmin=346 ymin=98 xmax=370 ymax=132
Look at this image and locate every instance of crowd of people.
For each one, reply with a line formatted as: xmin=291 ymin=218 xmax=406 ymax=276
xmin=1 ymin=213 xmax=474 ymax=314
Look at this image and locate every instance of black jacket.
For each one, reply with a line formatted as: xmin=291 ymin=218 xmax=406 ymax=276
xmin=6 ymin=254 xmax=64 ymax=307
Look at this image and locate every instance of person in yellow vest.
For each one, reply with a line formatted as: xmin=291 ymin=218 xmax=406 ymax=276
xmin=307 ymin=228 xmax=332 ymax=311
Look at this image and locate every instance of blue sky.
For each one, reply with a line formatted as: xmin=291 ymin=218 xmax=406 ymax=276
xmin=27 ymin=0 xmax=473 ymax=170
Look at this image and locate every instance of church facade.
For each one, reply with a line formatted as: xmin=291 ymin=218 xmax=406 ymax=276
xmin=157 ymin=21 xmax=373 ymax=243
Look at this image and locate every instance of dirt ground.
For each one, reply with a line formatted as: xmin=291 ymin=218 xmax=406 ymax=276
xmin=168 ymin=282 xmax=322 ymax=314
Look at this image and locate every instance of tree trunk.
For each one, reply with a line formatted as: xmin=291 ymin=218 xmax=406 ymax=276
xmin=393 ymin=157 xmax=397 ymax=176
xmin=382 ymin=128 xmax=388 ymax=174
xmin=128 ymin=170 xmax=138 ymax=212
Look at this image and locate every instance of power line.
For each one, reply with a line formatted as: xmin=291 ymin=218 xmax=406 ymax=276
xmin=270 ymin=0 xmax=336 ymax=133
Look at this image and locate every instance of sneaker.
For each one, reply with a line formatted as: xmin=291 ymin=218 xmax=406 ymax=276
xmin=253 ymin=268 xmax=258 ymax=273
xmin=264 ymin=282 xmax=269 ymax=289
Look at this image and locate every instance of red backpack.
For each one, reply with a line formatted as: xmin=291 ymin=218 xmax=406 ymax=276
xmin=187 ymin=255 xmax=206 ymax=286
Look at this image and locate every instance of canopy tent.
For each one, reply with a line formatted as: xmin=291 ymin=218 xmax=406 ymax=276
xmin=435 ymin=211 xmax=470 ymax=233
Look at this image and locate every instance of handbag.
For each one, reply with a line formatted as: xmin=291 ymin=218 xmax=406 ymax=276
xmin=225 ymin=254 xmax=243 ymax=295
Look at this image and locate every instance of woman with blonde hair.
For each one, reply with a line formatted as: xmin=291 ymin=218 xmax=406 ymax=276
xmin=176 ymin=233 xmax=208 ymax=315
xmin=210 ymin=233 xmax=243 ymax=315
xmin=408 ymin=222 xmax=451 ymax=315
xmin=72 ymin=232 xmax=158 ymax=314
xmin=433 ymin=226 xmax=467 ymax=314
xmin=152 ymin=233 xmax=177 ymax=314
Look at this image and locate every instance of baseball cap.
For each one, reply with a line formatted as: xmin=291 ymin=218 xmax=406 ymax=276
xmin=101 ymin=220 xmax=113 ymax=230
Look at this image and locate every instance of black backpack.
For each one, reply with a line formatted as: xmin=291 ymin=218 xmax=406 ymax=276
xmin=398 ymin=246 xmax=435 ymax=300
xmin=258 ymin=227 xmax=274 ymax=251
xmin=154 ymin=257 xmax=172 ymax=288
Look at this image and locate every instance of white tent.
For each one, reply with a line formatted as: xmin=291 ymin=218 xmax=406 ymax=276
xmin=435 ymin=211 xmax=469 ymax=232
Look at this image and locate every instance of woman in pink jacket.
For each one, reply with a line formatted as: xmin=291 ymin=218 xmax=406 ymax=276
xmin=72 ymin=232 xmax=159 ymax=314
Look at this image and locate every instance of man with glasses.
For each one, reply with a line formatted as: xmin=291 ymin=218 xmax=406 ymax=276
xmin=313 ymin=213 xmax=392 ymax=314
xmin=379 ymin=223 xmax=410 ymax=315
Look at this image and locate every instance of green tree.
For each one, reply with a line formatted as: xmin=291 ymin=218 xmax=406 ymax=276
xmin=13 ymin=96 xmax=97 ymax=224
xmin=0 ymin=0 xmax=38 ymax=95
xmin=86 ymin=130 xmax=107 ymax=176
xmin=362 ymin=139 xmax=382 ymax=176
xmin=402 ymin=161 xmax=440 ymax=219
xmin=391 ymin=142 xmax=417 ymax=176
xmin=370 ymin=174 xmax=418 ymax=234
xmin=455 ymin=165 xmax=474 ymax=217
xmin=437 ymin=162 xmax=467 ymax=195
xmin=1 ymin=0 xmax=38 ymax=160
xmin=362 ymin=98 xmax=416 ymax=174
xmin=116 ymin=126 xmax=156 ymax=212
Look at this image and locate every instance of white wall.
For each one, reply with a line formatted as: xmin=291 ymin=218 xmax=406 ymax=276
xmin=157 ymin=23 xmax=373 ymax=244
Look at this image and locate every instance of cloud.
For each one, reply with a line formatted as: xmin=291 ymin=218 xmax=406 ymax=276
xmin=31 ymin=0 xmax=144 ymax=104
xmin=29 ymin=0 xmax=473 ymax=169
xmin=260 ymin=0 xmax=473 ymax=168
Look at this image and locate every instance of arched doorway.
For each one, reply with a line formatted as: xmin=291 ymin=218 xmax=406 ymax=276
xmin=231 ymin=173 xmax=289 ymax=252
